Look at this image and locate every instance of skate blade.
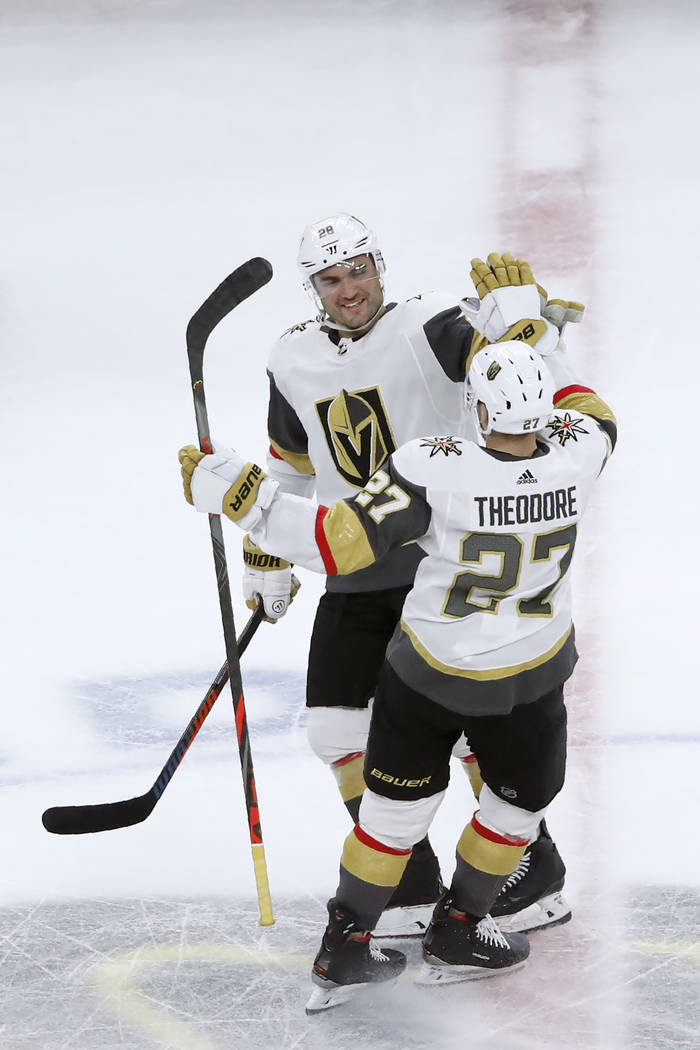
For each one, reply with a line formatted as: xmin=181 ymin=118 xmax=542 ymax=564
xmin=374 ymin=903 xmax=434 ymax=939
xmin=305 ymin=970 xmax=404 ymax=1015
xmin=415 ymin=958 xmax=528 ymax=986
xmin=493 ymin=892 xmax=572 ymax=934
xmin=305 ymin=981 xmax=358 ymax=1015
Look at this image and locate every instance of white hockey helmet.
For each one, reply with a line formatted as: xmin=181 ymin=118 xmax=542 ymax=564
xmin=296 ymin=213 xmax=386 ymax=313
xmin=466 ymin=342 xmax=555 ymax=436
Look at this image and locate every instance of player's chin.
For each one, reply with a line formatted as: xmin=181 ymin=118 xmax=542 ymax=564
xmin=339 ymin=304 xmax=371 ymax=328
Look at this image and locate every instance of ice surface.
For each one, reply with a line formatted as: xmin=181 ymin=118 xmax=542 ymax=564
xmin=4 ymin=889 xmax=697 ymax=1050
xmin=2 ymin=1 xmax=699 ymax=1047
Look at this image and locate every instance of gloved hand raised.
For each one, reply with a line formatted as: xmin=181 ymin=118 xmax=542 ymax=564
xmin=461 ymin=252 xmax=558 ymax=355
xmin=242 ymin=536 xmax=301 ymax=622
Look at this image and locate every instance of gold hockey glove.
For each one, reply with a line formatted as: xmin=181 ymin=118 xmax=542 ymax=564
xmin=179 ymin=444 xmax=268 ymax=529
xmin=470 ymin=252 xmax=535 ymax=298
xmin=462 ymin=251 xmax=559 ymax=354
xmin=542 ymin=298 xmax=585 ymax=329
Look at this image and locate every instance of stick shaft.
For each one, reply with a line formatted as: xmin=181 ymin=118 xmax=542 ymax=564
xmin=186 ymin=259 xmax=274 ymax=925
xmin=41 ymin=604 xmax=265 ymax=835
xmin=152 ymin=602 xmax=264 ymax=799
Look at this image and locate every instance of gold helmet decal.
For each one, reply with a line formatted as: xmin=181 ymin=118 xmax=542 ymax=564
xmin=316 ymin=386 xmax=396 ymax=487
xmin=487 ymin=361 xmax=502 ymax=380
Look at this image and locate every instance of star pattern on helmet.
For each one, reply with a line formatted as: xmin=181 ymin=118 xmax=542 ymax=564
xmin=546 ymin=412 xmax=588 ymax=446
xmin=420 ymin=436 xmax=463 ymax=457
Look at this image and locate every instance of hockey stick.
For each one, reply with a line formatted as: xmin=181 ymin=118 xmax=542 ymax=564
xmin=186 ymin=257 xmax=275 ymax=926
xmin=41 ymin=602 xmax=265 ymax=836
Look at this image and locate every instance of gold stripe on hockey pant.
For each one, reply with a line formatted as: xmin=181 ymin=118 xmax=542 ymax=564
xmin=457 ymin=816 xmax=528 ymax=876
xmin=221 ymin=462 xmax=267 ymax=523
xmin=341 ymin=826 xmax=412 ymax=888
xmin=461 ymin=755 xmax=484 ymax=799
xmin=331 ymin=752 xmax=366 ymax=803
xmin=269 ymin=439 xmax=315 ymax=476
xmin=318 ymin=501 xmax=375 ymax=575
xmin=401 ymin=619 xmax=573 ymax=680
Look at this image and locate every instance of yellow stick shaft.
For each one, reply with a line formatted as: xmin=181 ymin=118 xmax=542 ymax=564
xmin=251 ymin=842 xmax=274 ymax=926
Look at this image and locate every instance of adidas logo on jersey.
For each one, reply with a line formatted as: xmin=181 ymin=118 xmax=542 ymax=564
xmin=517 ymin=469 xmax=538 ymax=485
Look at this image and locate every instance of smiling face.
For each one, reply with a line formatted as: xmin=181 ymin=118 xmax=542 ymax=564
xmin=312 ymin=253 xmax=385 ymax=334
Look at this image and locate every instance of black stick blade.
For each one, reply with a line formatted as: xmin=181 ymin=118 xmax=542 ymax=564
xmin=186 ymin=257 xmax=273 ymax=352
xmin=42 ymin=793 xmax=156 ymax=835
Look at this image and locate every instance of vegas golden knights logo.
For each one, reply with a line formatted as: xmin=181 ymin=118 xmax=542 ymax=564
xmin=316 ymin=386 xmax=397 ymax=487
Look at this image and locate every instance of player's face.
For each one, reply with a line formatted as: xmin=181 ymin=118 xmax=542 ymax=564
xmin=312 ymin=254 xmax=384 ymax=331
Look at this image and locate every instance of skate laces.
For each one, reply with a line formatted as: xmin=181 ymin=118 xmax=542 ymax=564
xmin=368 ymin=939 xmax=392 ymax=963
xmin=499 ymin=852 xmax=531 ymax=892
xmin=476 ymin=914 xmax=510 ymax=949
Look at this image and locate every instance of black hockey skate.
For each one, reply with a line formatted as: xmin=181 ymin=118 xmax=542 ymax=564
xmin=305 ymin=899 xmax=407 ymax=1014
xmin=374 ymin=837 xmax=445 ymax=939
xmin=416 ymin=894 xmax=530 ymax=985
xmin=490 ymin=822 xmax=572 ymax=934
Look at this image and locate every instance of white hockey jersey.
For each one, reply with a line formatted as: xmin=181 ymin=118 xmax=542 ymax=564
xmin=266 ymin=293 xmax=483 ymax=591
xmin=248 ymin=409 xmax=616 ymax=715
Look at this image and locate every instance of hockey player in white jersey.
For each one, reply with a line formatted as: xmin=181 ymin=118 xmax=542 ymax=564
xmin=239 ymin=214 xmax=599 ymax=935
xmin=179 ymin=341 xmax=616 ymax=1011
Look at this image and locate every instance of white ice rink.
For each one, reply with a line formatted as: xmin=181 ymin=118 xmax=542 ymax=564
xmin=2 ymin=1 xmax=699 ymax=1047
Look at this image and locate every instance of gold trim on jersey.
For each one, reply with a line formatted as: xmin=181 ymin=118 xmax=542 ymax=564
xmin=341 ymin=831 xmax=411 ymax=888
xmin=555 ymin=390 xmax=616 ymax=426
xmin=269 ymin=439 xmax=315 ymax=476
xmin=331 ymin=754 xmax=366 ymax=802
xmin=465 ymin=332 xmax=489 ymax=371
xmin=457 ymin=824 xmax=527 ymax=876
xmin=400 ymin=620 xmax=573 ymax=681
xmin=320 ymin=501 xmax=375 ymax=574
